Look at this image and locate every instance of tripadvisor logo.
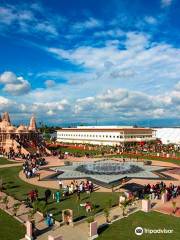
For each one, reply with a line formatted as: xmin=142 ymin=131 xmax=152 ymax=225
xmin=135 ymin=226 xmax=174 ymax=235
xmin=135 ymin=227 xmax=143 ymax=236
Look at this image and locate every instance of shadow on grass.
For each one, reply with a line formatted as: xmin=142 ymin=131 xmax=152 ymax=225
xmin=74 ymin=215 xmax=86 ymax=222
xmin=98 ymin=223 xmax=109 ymax=235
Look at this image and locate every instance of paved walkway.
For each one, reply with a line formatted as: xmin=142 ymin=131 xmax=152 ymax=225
xmin=37 ymin=201 xmax=141 ymax=240
xmin=154 ymin=196 xmax=180 ymax=217
xmin=0 ymin=162 xmax=22 ymax=168
xmin=1 ymin=157 xmax=180 ymax=240
xmin=0 ymin=191 xmax=49 ymax=234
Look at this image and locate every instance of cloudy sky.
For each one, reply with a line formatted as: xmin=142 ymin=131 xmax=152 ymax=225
xmin=0 ymin=0 xmax=180 ymax=126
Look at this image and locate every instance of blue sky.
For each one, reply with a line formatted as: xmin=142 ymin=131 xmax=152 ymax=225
xmin=0 ymin=0 xmax=180 ymax=126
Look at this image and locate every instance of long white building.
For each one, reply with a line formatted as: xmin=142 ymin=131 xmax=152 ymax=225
xmin=57 ymin=126 xmax=156 ymax=146
xmin=155 ymin=128 xmax=180 ymax=145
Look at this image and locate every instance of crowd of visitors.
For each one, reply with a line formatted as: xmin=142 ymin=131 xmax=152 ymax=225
xmin=22 ymin=155 xmax=46 ymax=178
xmin=140 ymin=181 xmax=180 ymax=201
xmin=59 ymin=180 xmax=94 ymax=198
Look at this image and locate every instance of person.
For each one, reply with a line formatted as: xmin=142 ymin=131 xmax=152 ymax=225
xmin=55 ymin=191 xmax=61 ymax=203
xmin=58 ymin=180 xmax=63 ymax=189
xmin=45 ymin=213 xmax=53 ymax=227
xmin=85 ymin=202 xmax=92 ymax=212
xmin=76 ymin=188 xmax=80 ymax=201
xmin=45 ymin=189 xmax=51 ymax=203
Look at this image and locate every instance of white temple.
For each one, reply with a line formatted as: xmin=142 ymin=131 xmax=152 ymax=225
xmin=0 ymin=112 xmax=44 ymax=154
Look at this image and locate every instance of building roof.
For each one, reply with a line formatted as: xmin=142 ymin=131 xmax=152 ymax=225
xmin=57 ymin=126 xmax=154 ymax=132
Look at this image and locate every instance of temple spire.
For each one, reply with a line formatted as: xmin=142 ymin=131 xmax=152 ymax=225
xmin=29 ymin=115 xmax=37 ymax=131
xmin=2 ymin=112 xmax=11 ymax=124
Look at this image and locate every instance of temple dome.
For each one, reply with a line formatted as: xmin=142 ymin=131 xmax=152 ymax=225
xmin=29 ymin=115 xmax=37 ymax=132
xmin=2 ymin=112 xmax=11 ymax=124
xmin=16 ymin=125 xmax=28 ymax=132
xmin=6 ymin=126 xmax=16 ymax=132
xmin=0 ymin=120 xmax=11 ymax=129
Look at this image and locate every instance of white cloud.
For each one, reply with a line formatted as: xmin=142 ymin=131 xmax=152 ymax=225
xmin=34 ymin=22 xmax=58 ymax=37
xmin=0 ymin=71 xmax=31 ymax=95
xmin=161 ymin=0 xmax=173 ymax=7
xmin=72 ymin=17 xmax=103 ymax=32
xmin=144 ymin=16 xmax=157 ymax=25
xmin=46 ymin=32 xmax=180 ymax=97
xmin=0 ymin=4 xmax=59 ymax=38
xmin=45 ymin=80 xmax=56 ymax=88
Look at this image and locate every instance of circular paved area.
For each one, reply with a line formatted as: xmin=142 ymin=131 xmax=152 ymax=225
xmin=18 ymin=156 xmax=180 ymax=192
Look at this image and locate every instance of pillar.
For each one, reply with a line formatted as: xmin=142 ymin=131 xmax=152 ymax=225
xmin=25 ymin=221 xmax=33 ymax=240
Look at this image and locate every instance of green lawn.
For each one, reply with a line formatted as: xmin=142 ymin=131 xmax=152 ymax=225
xmin=0 ymin=166 xmax=119 ymax=222
xmin=0 ymin=209 xmax=25 ymax=240
xmin=97 ymin=211 xmax=180 ymax=240
xmin=0 ymin=157 xmax=18 ymax=165
xmin=111 ymin=154 xmax=180 ymax=165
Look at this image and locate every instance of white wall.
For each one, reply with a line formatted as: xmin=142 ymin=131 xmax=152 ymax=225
xmin=155 ymin=128 xmax=180 ymax=144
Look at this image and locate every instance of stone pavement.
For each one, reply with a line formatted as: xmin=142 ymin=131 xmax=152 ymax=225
xmin=154 ymin=195 xmax=180 ymax=217
xmin=18 ymin=157 xmax=180 ymax=193
xmin=36 ymin=200 xmax=141 ymax=240
xmin=0 ymin=162 xmax=22 ymax=168
xmin=0 ymin=191 xmax=47 ymax=229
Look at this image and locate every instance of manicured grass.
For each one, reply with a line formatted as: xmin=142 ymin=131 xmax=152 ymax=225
xmin=0 ymin=209 xmax=25 ymax=240
xmin=97 ymin=211 xmax=180 ymax=240
xmin=0 ymin=166 xmax=119 ymax=222
xmin=111 ymin=154 xmax=180 ymax=165
xmin=0 ymin=157 xmax=18 ymax=165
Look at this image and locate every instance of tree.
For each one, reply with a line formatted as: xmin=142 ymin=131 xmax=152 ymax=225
xmin=12 ymin=202 xmax=21 ymax=216
xmin=2 ymin=195 xmax=9 ymax=209
xmin=103 ymin=207 xmax=110 ymax=223
xmin=120 ymin=199 xmax=131 ymax=216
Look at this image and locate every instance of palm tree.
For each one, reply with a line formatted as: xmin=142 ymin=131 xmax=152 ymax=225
xmin=120 ymin=199 xmax=131 ymax=216
xmin=2 ymin=195 xmax=9 ymax=210
xmin=103 ymin=207 xmax=110 ymax=223
xmin=12 ymin=202 xmax=21 ymax=216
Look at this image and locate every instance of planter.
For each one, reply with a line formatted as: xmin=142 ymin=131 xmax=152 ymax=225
xmin=89 ymin=221 xmax=98 ymax=240
xmin=141 ymin=199 xmax=151 ymax=212
xmin=161 ymin=193 xmax=167 ymax=204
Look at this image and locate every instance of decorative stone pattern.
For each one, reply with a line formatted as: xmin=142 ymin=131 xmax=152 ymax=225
xmin=51 ymin=160 xmax=167 ymax=185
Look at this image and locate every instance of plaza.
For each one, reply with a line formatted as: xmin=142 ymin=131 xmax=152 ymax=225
xmin=0 ymin=149 xmax=180 ymax=239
